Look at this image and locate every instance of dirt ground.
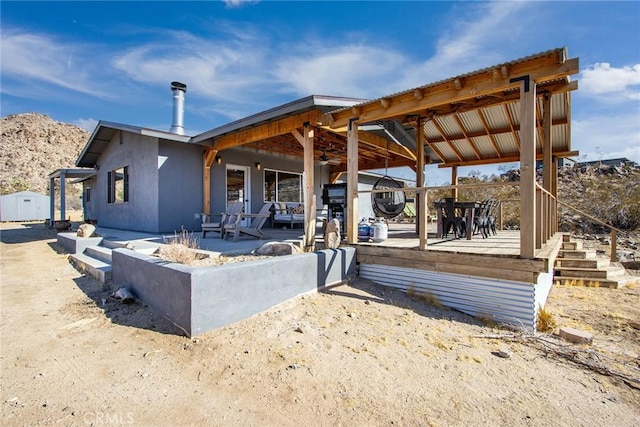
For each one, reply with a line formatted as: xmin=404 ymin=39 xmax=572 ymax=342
xmin=1 ymin=222 xmax=639 ymax=426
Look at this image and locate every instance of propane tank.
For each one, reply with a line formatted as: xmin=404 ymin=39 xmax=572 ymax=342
xmin=358 ymin=218 xmax=371 ymax=242
xmin=371 ymin=218 xmax=388 ymax=242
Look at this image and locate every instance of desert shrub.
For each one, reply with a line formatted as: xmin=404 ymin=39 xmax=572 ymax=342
xmin=537 ymin=306 xmax=557 ymax=332
xmin=558 ymin=164 xmax=640 ymax=232
xmin=157 ymin=228 xmax=201 ymax=265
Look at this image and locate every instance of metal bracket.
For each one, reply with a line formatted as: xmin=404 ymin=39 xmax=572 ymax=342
xmin=510 ymin=75 xmax=531 ymax=92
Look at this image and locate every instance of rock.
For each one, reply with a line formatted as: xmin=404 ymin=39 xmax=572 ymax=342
xmin=294 ymin=327 xmax=304 ymax=333
xmin=324 ymin=218 xmax=341 ymax=249
xmin=76 ymin=223 xmax=96 ymax=238
xmin=495 ymin=348 xmax=512 ymax=358
xmin=255 ymin=242 xmax=301 ymax=256
xmin=112 ymin=287 xmax=135 ymax=304
xmin=556 ymin=326 xmax=593 ymax=344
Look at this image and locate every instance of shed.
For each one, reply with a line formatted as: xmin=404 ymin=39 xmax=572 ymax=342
xmin=0 ymin=191 xmax=50 ymax=221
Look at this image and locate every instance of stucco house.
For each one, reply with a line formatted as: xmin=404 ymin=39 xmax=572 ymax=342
xmin=73 ymin=91 xmax=416 ymax=234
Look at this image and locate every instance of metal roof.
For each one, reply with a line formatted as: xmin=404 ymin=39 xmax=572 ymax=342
xmin=76 ymin=121 xmax=191 ymax=168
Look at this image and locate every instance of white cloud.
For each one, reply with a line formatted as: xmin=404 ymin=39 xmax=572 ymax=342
xmin=580 ymin=63 xmax=640 ymax=103
xmin=73 ymin=118 xmax=98 ymax=132
xmin=274 ymin=45 xmax=407 ymax=98
xmin=222 ymin=0 xmax=259 ymax=8
xmin=572 ymin=112 xmax=640 ymax=164
xmin=398 ymin=1 xmax=530 ymax=88
xmin=111 ymin=30 xmax=271 ymax=104
xmin=0 ymin=29 xmax=113 ymax=99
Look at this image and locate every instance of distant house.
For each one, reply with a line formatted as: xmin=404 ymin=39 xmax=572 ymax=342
xmin=0 ymin=191 xmax=49 ymax=221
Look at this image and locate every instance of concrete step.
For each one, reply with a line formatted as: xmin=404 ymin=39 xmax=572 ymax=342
xmin=84 ymin=246 xmax=112 ymax=263
xmin=554 ymin=265 xmax=627 ymax=279
xmin=101 ymin=239 xmax=132 ymax=250
xmin=70 ymin=253 xmax=112 ymax=283
xmin=561 ymin=241 xmax=583 ymax=251
xmin=558 ymin=248 xmax=597 ymax=259
xmin=554 ymin=275 xmax=639 ymax=289
xmin=556 ymin=257 xmax=610 ymax=269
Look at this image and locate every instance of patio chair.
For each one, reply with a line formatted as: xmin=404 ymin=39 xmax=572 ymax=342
xmin=201 ymin=201 xmax=244 ymax=238
xmin=473 ymin=199 xmax=491 ymax=239
xmin=224 ymin=202 xmax=273 ymax=242
xmin=441 ymin=198 xmax=466 ymax=239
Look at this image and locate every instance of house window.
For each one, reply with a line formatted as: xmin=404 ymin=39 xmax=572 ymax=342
xmin=107 ymin=166 xmax=129 ymax=203
xmin=264 ymin=169 xmax=301 ymax=203
xmin=85 ymin=187 xmax=91 ymax=203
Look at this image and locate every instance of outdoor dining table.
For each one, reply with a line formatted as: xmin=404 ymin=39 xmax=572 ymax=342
xmin=434 ymin=200 xmax=481 ymax=240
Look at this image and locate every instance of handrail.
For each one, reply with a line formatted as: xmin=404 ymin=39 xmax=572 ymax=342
xmin=359 ymin=181 xmax=520 ymax=195
xmin=536 ymin=183 xmax=621 ymax=261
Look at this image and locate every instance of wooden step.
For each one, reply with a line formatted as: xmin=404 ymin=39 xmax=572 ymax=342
xmin=554 ymin=265 xmax=627 ymax=279
xmin=558 ymin=248 xmax=597 ymax=259
xmin=556 ymin=257 xmax=610 ymax=269
xmin=554 ymin=275 xmax=639 ymax=289
xmin=561 ymin=241 xmax=583 ymax=250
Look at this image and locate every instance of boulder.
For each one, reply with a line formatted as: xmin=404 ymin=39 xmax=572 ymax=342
xmin=255 ymin=241 xmax=302 ymax=256
xmin=324 ymin=218 xmax=341 ymax=249
xmin=77 ymin=223 xmax=96 ymax=238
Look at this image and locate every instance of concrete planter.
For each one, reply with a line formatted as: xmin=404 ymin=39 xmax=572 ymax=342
xmin=112 ymin=247 xmax=356 ymax=337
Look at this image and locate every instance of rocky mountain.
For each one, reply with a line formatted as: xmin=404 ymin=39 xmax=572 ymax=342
xmin=1 ymin=113 xmax=90 ymax=198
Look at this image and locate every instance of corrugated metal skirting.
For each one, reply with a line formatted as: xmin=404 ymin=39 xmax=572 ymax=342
xmin=359 ymin=263 xmax=536 ymax=331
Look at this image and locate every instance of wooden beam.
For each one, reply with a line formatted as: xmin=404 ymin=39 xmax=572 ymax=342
xmin=213 ymin=110 xmax=321 ymax=151
xmin=203 ymin=149 xmax=217 ymax=215
xmin=302 ymin=124 xmax=316 ymax=252
xmin=437 ymin=150 xmax=580 ymax=168
xmin=476 ymin=108 xmax=503 ymax=158
xmin=430 ymin=117 xmax=464 ymax=161
xmin=416 ymin=118 xmax=427 ymax=250
xmin=519 ymin=78 xmax=537 ymax=259
xmin=451 ymin=166 xmax=458 ymax=200
xmin=327 ymin=53 xmax=579 ymax=128
xmin=542 ymin=92 xmax=553 ymax=193
xmin=346 ymin=119 xmax=359 ymax=244
xmin=453 ymin=113 xmax=482 ymax=159
xmin=326 ymin=128 xmax=416 ymax=161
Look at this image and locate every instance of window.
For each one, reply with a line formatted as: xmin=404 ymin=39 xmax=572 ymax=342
xmin=107 ymin=166 xmax=129 ymax=203
xmin=85 ymin=187 xmax=91 ymax=203
xmin=264 ymin=169 xmax=301 ymax=203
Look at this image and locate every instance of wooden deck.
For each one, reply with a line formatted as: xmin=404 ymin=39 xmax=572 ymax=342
xmin=359 ymin=223 xmax=521 ymax=256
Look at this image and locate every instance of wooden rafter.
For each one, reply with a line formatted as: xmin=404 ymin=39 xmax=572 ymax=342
xmin=438 ymin=150 xmax=579 ymax=168
xmin=503 ymin=103 xmax=521 ymax=152
xmin=430 ymin=117 xmax=464 ymax=161
xmin=452 ymin=113 xmax=482 ymax=159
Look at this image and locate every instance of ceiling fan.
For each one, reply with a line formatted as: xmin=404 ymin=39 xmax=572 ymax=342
xmin=319 ymin=149 xmax=341 ymax=165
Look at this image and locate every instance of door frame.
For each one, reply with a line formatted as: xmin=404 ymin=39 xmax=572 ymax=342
xmin=225 ymin=164 xmax=251 ymax=225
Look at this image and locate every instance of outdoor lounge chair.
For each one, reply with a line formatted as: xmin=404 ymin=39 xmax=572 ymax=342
xmin=201 ymin=201 xmax=244 ymax=238
xmin=223 ymin=202 xmax=273 ymax=242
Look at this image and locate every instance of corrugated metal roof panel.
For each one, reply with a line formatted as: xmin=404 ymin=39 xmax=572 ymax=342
xmin=452 ymin=139 xmax=477 ymax=160
xmin=359 ymin=263 xmax=536 ymax=330
xmin=482 ymin=104 xmax=511 ymax=131
xmin=494 ymin=133 xmax=519 ymax=157
xmin=457 ymin=110 xmax=484 ymax=135
xmin=437 ymin=115 xmax=463 ymax=139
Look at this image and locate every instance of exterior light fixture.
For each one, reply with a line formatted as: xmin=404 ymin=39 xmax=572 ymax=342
xmin=255 ymin=162 xmax=262 ymax=171
xmin=215 ymin=156 xmax=222 ymax=165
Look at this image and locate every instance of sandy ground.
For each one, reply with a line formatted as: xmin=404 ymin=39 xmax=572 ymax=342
xmin=1 ymin=222 xmax=639 ymax=426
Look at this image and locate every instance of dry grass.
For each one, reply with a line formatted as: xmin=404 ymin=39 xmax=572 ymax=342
xmin=537 ymin=306 xmax=557 ymax=332
xmin=406 ymin=285 xmax=443 ymax=308
xmin=157 ymin=228 xmax=203 ymax=266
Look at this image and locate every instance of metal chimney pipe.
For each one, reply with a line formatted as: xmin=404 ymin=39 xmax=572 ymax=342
xmin=170 ymin=81 xmax=187 ymax=135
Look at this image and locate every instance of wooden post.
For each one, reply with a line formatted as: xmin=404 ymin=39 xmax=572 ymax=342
xmin=60 ymin=170 xmax=66 ymax=221
xmin=542 ymin=93 xmax=553 ymax=193
xmin=346 ymin=118 xmax=359 ymax=244
xmin=203 ymin=150 xmax=217 ymax=216
xmin=415 ymin=118 xmax=427 ymax=250
xmin=302 ymin=123 xmax=316 ymax=252
xmin=451 ymin=166 xmax=458 ymax=200
xmin=515 ymin=76 xmax=537 ymax=258
xmin=49 ymin=177 xmax=56 ymax=223
xmin=610 ymin=229 xmax=617 ymax=262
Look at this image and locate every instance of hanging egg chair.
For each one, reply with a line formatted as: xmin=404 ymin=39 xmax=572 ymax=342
xmin=371 ymin=175 xmax=406 ymax=219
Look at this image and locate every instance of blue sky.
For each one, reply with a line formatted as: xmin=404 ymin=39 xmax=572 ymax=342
xmin=2 ymin=0 xmax=639 ymax=184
